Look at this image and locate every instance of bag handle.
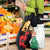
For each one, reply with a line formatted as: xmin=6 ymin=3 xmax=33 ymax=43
xmin=21 ymin=20 xmax=31 ymax=32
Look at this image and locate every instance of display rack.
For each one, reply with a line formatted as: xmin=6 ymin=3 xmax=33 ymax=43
xmin=44 ymin=11 xmax=50 ymax=13
xmin=45 ymin=28 xmax=50 ymax=37
xmin=40 ymin=18 xmax=50 ymax=21
xmin=0 ymin=32 xmax=17 ymax=50
xmin=0 ymin=0 xmax=23 ymax=50
xmin=44 ymin=3 xmax=50 ymax=6
xmin=43 ymin=1 xmax=50 ymax=36
xmin=0 ymin=34 xmax=17 ymax=45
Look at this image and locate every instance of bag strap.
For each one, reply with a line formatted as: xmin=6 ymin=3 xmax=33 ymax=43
xmin=21 ymin=20 xmax=31 ymax=32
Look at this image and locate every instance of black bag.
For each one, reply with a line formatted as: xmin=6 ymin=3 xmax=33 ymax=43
xmin=19 ymin=20 xmax=32 ymax=48
xmin=31 ymin=8 xmax=38 ymax=27
xmin=25 ymin=13 xmax=37 ymax=27
xmin=19 ymin=9 xmax=38 ymax=48
xmin=31 ymin=13 xmax=37 ymax=27
xmin=19 ymin=31 xmax=32 ymax=48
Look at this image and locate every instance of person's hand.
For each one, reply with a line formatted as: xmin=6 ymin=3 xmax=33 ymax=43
xmin=20 ymin=3 xmax=26 ymax=11
xmin=15 ymin=0 xmax=21 ymax=7
xmin=15 ymin=0 xmax=26 ymax=11
xmin=23 ymin=4 xmax=26 ymax=11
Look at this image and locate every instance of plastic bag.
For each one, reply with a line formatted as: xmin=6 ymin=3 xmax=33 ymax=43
xmin=31 ymin=36 xmax=39 ymax=49
xmin=36 ymin=24 xmax=45 ymax=49
xmin=30 ymin=24 xmax=45 ymax=49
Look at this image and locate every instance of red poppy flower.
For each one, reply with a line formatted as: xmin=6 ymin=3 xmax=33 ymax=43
xmin=25 ymin=32 xmax=30 ymax=37
xmin=19 ymin=36 xmax=27 ymax=48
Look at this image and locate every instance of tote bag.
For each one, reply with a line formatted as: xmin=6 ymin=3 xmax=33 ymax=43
xmin=19 ymin=20 xmax=32 ymax=48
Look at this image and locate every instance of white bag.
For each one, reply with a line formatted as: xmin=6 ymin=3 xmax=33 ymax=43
xmin=30 ymin=24 xmax=45 ymax=49
xmin=36 ymin=24 xmax=45 ymax=49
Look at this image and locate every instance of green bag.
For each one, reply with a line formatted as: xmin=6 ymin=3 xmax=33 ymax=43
xmin=31 ymin=36 xmax=39 ymax=49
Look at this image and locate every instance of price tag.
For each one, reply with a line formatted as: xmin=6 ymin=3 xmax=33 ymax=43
xmin=15 ymin=7 xmax=18 ymax=10
xmin=44 ymin=18 xmax=46 ymax=20
xmin=0 ymin=5 xmax=2 ymax=8
xmin=8 ymin=16 xmax=12 ymax=18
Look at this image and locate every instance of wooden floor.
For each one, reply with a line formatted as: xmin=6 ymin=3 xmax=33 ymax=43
xmin=0 ymin=37 xmax=50 ymax=50
xmin=39 ymin=37 xmax=50 ymax=50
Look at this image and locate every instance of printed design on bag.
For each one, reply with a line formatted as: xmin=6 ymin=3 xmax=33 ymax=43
xmin=32 ymin=32 xmax=36 ymax=38
xmin=19 ymin=20 xmax=34 ymax=48
xmin=22 ymin=21 xmax=31 ymax=32
xmin=25 ymin=32 xmax=30 ymax=36
xmin=19 ymin=36 xmax=27 ymax=48
xmin=31 ymin=36 xmax=39 ymax=49
xmin=19 ymin=31 xmax=31 ymax=48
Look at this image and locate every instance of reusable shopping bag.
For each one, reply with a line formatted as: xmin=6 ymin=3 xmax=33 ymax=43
xmin=25 ymin=13 xmax=37 ymax=27
xmin=19 ymin=20 xmax=32 ymax=48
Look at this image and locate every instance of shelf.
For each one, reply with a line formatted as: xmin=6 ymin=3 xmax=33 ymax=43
xmin=44 ymin=11 xmax=50 ymax=13
xmin=3 ymin=6 xmax=18 ymax=9
xmin=0 ymin=34 xmax=17 ymax=45
xmin=45 ymin=34 xmax=50 ymax=37
xmin=45 ymin=26 xmax=50 ymax=28
xmin=0 ymin=44 xmax=17 ymax=50
xmin=44 ymin=3 xmax=50 ymax=6
xmin=45 ymin=34 xmax=50 ymax=35
xmin=0 ymin=34 xmax=17 ymax=39
xmin=45 ymin=31 xmax=50 ymax=34
xmin=40 ymin=18 xmax=50 ymax=21
xmin=0 ymin=39 xmax=16 ymax=45
xmin=44 ymin=26 xmax=50 ymax=28
xmin=44 ymin=28 xmax=50 ymax=37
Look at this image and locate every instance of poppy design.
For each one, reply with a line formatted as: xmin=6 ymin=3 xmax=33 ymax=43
xmin=19 ymin=36 xmax=27 ymax=48
xmin=25 ymin=32 xmax=30 ymax=37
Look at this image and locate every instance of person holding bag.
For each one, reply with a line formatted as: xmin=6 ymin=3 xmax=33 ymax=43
xmin=15 ymin=0 xmax=45 ymax=50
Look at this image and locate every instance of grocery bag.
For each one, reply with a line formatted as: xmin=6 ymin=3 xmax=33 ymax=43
xmin=36 ymin=24 xmax=45 ymax=49
xmin=30 ymin=24 xmax=45 ymax=49
xmin=31 ymin=36 xmax=39 ymax=49
xmin=19 ymin=20 xmax=33 ymax=48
